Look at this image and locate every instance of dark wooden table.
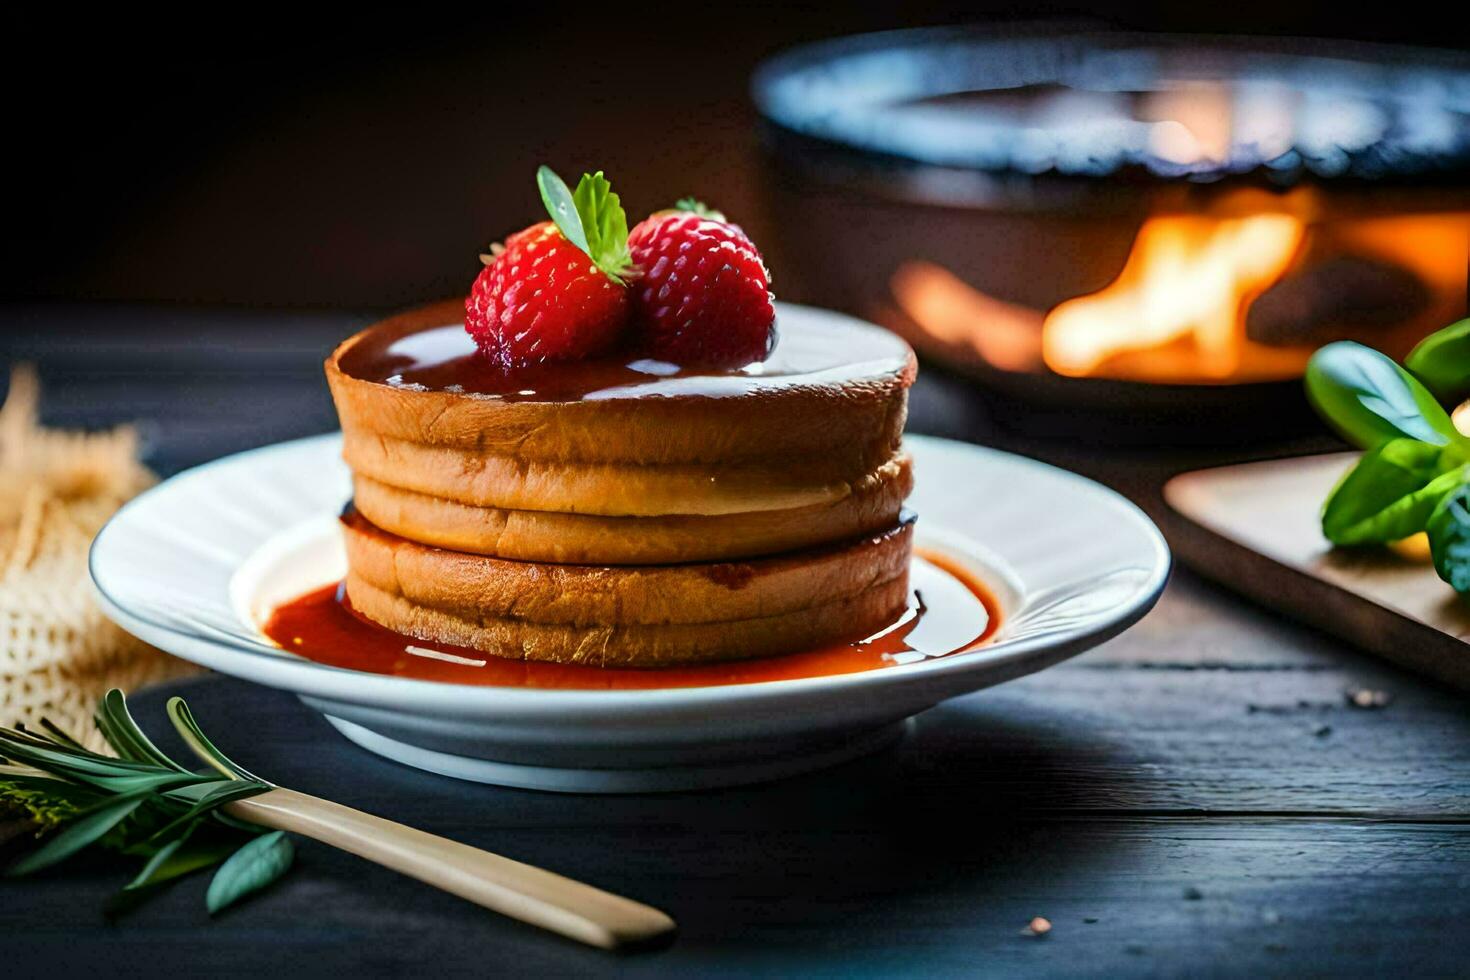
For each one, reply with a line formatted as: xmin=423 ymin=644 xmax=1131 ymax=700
xmin=4 ymin=306 xmax=1469 ymax=977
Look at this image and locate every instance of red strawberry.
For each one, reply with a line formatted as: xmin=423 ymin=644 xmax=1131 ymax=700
xmin=627 ymin=201 xmax=775 ymax=366
xmin=465 ymin=168 xmax=635 ymax=367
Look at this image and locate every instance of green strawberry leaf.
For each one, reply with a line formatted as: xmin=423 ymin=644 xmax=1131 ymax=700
xmin=1305 ymin=341 xmax=1461 ymax=449
xmin=1427 ymin=482 xmax=1470 ymax=594
xmin=536 ymin=167 xmax=633 ymax=283
xmin=1321 ymin=439 xmax=1467 ymax=545
xmin=206 ymin=830 xmax=294 ymax=915
xmin=536 ymin=165 xmax=590 ymax=257
xmin=572 ymin=171 xmax=634 ymax=283
xmin=1406 ymin=319 xmax=1470 ymax=405
xmin=674 ymin=197 xmax=724 ymax=220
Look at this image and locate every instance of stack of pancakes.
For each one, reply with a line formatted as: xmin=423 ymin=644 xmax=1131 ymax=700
xmin=325 ymin=301 xmax=917 ymax=668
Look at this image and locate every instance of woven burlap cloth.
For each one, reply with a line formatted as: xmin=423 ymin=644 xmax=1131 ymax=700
xmin=0 ymin=367 xmax=197 ymax=749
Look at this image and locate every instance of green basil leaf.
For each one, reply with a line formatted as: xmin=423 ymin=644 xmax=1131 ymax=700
xmin=535 ymin=165 xmax=590 ymax=256
xmin=1427 ymin=482 xmax=1470 ymax=594
xmin=1406 ymin=319 xmax=1470 ymax=405
xmin=1322 ymin=440 xmax=1465 ymax=545
xmin=4 ymin=791 xmax=150 ymax=876
xmin=1305 ymin=341 xmax=1459 ymax=449
xmin=205 ymin=831 xmax=294 ymax=915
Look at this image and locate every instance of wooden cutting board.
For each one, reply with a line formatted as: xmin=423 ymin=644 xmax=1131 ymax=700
xmin=1164 ymin=454 xmax=1470 ymax=692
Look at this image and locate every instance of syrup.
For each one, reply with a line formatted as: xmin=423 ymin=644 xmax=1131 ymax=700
xmin=334 ymin=311 xmax=913 ymax=402
xmin=262 ymin=552 xmax=1000 ymax=690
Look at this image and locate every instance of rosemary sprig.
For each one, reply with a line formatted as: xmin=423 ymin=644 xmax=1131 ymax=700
xmin=0 ymin=689 xmax=294 ymax=915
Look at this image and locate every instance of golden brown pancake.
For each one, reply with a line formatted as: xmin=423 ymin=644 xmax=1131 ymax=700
xmin=323 ymin=300 xmax=919 ymax=667
xmin=338 ymin=428 xmax=900 ymax=516
xmin=341 ymin=512 xmax=914 ymax=666
xmin=350 ymin=454 xmax=912 ymax=565
xmin=326 ymin=300 xmax=914 ymax=518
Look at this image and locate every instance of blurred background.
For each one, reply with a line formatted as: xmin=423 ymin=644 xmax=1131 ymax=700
xmin=4 ymin=3 xmax=1467 ymax=309
xmin=2 ymin=2 xmax=1467 ymax=469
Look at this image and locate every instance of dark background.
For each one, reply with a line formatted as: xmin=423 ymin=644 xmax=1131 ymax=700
xmin=5 ymin=4 xmax=1468 ymax=312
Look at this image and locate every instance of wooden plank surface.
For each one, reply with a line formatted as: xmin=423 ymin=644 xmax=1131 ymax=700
xmin=9 ymin=644 xmax=1468 ymax=978
xmin=3 ymin=306 xmax=1469 ymax=977
xmin=1165 ymin=454 xmax=1470 ymax=691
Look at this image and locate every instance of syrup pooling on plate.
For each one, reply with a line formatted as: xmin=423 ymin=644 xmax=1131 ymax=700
xmin=261 ymin=551 xmax=1000 ymax=689
xmin=334 ymin=314 xmax=912 ymax=402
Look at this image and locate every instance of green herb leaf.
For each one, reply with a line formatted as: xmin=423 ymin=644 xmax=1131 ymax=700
xmin=1406 ymin=319 xmax=1470 ymax=405
xmin=123 ymin=822 xmax=236 ymax=893
xmin=125 ymin=828 xmax=192 ymax=888
xmin=1322 ymin=439 xmax=1469 ymax=545
xmin=206 ymin=830 xmax=294 ymax=915
xmin=0 ymin=690 xmax=289 ymax=919
xmin=86 ymin=771 xmax=213 ymax=798
xmin=108 ymin=830 xmax=241 ymax=919
xmin=536 ymin=165 xmax=590 ymax=257
xmin=571 ymin=171 xmax=633 ymax=283
xmin=1305 ymin=341 xmax=1461 ymax=449
xmin=0 ymin=773 xmax=103 ymax=828
xmin=5 ymin=791 xmax=150 ymax=876
xmin=0 ymin=732 xmax=165 ymax=789
xmin=166 ymin=697 xmax=265 ymax=784
xmin=1427 ymin=482 xmax=1470 ymax=594
xmin=37 ymin=719 xmax=94 ymax=753
xmin=95 ymin=689 xmax=189 ymax=772
xmin=141 ymin=779 xmax=272 ymax=849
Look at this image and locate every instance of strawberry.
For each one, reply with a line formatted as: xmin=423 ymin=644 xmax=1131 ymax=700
xmin=626 ymin=200 xmax=776 ymax=366
xmin=465 ymin=167 xmax=635 ymax=367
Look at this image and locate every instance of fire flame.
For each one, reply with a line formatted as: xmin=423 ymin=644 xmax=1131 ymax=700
xmin=889 ymin=207 xmax=1467 ymax=387
xmin=1042 ymin=212 xmax=1306 ymax=382
xmin=889 ymin=261 xmax=1043 ymax=373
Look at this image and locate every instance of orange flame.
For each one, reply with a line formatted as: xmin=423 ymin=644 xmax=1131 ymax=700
xmin=889 ymin=208 xmax=1468 ymax=387
xmin=889 ymin=261 xmax=1043 ymax=373
xmin=1042 ymin=213 xmax=1307 ymax=382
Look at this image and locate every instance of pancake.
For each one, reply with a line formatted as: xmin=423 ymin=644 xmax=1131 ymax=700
xmin=345 ymin=574 xmax=912 ymax=668
xmin=340 ymin=429 xmax=900 ymax=516
xmin=323 ymin=300 xmax=920 ymax=667
xmin=326 ymin=300 xmax=915 ymax=518
xmin=350 ymin=454 xmax=912 ymax=564
xmin=341 ymin=511 xmax=914 ymax=666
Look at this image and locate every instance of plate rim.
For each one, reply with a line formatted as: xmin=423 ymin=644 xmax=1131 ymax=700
xmin=91 ymin=432 xmax=1171 ymax=714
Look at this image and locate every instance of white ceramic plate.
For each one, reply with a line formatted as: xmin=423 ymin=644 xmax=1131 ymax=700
xmin=91 ymin=433 xmax=1169 ymax=792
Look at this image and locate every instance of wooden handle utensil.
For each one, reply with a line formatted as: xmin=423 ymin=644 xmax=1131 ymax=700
xmin=227 ymin=787 xmax=675 ymax=950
